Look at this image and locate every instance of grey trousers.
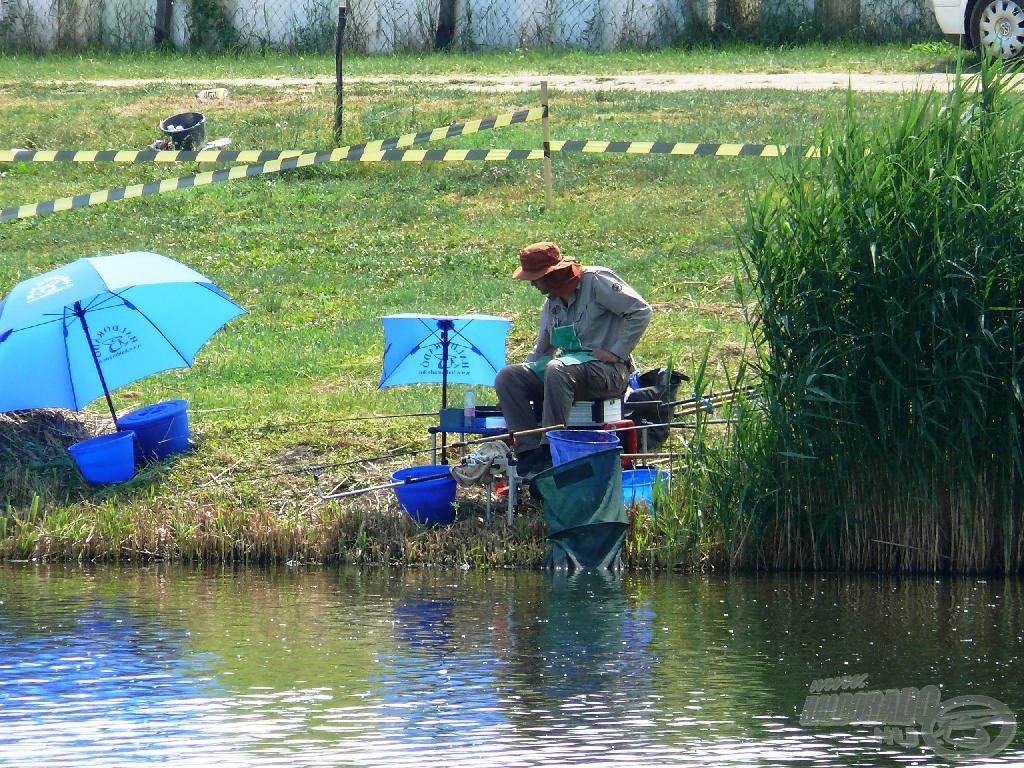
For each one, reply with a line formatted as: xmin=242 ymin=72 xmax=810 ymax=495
xmin=494 ymin=358 xmax=630 ymax=454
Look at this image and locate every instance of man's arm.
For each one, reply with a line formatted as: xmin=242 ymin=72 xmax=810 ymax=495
xmin=592 ymin=270 xmax=652 ymax=361
xmin=525 ymin=301 xmax=555 ymax=362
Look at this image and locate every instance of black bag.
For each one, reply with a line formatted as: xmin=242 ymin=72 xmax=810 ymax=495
xmin=623 ymin=367 xmax=689 ymax=450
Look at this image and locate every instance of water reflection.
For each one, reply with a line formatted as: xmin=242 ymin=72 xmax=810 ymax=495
xmin=0 ymin=572 xmax=219 ymax=764
xmin=0 ymin=565 xmax=1020 ymax=767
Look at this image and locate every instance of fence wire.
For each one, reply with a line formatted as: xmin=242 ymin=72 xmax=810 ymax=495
xmin=0 ymin=0 xmax=939 ymax=53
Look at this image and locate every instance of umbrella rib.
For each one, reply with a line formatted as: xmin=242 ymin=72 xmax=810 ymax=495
xmin=449 ymin=323 xmax=500 ymax=373
xmin=2 ymin=312 xmax=70 ymax=334
xmin=114 ymin=288 xmax=194 ymax=367
xmin=85 ymin=288 xmax=195 ymax=366
xmin=381 ymin=318 xmax=439 ymax=382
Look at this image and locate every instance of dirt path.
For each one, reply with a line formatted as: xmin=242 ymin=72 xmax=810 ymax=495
xmin=53 ymin=72 xmax=964 ymax=93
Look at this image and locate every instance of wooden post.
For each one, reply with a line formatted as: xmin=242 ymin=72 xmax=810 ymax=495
xmin=541 ymin=80 xmax=553 ymax=210
xmin=333 ymin=4 xmax=348 ymax=146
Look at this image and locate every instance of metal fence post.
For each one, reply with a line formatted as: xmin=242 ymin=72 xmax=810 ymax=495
xmin=541 ymin=80 xmax=553 ymax=210
xmin=334 ymin=4 xmax=348 ymax=146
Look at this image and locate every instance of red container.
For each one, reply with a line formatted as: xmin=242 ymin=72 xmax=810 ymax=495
xmin=603 ymin=419 xmax=638 ymax=467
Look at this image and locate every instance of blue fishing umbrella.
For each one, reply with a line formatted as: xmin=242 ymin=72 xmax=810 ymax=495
xmin=379 ymin=313 xmax=511 ymax=409
xmin=0 ymin=251 xmax=245 ymax=426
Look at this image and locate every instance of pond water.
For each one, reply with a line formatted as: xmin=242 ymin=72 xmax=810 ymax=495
xmin=0 ymin=564 xmax=1021 ymax=767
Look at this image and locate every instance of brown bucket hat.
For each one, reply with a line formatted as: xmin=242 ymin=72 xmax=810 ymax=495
xmin=512 ymin=241 xmax=573 ymax=280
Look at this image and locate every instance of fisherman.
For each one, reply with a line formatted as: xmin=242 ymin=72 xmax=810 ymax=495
xmin=494 ymin=241 xmax=653 ymax=478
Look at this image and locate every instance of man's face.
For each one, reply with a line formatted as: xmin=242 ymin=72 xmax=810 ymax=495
xmin=530 ymin=276 xmax=550 ymax=294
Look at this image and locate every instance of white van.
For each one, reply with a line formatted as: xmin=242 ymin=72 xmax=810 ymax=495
xmin=933 ymin=0 xmax=1024 ymax=59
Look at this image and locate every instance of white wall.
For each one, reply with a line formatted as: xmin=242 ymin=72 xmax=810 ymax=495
xmin=0 ymin=0 xmax=935 ymax=50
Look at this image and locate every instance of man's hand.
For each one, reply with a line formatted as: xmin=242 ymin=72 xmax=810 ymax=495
xmin=592 ymin=348 xmax=621 ymax=364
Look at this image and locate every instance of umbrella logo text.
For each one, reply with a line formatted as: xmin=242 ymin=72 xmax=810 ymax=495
xmin=419 ymin=344 xmax=470 ymax=378
xmin=27 ymin=275 xmax=73 ymax=303
xmin=93 ymin=324 xmax=141 ymax=363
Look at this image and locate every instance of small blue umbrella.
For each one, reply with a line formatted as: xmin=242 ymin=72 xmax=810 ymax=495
xmin=0 ymin=251 xmax=245 ymax=426
xmin=379 ymin=313 xmax=511 ymax=408
xmin=380 ymin=312 xmax=510 ymax=463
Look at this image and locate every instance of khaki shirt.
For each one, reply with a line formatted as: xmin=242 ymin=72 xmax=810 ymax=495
xmin=528 ymin=266 xmax=652 ymax=364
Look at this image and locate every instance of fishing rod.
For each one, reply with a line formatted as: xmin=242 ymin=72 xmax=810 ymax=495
xmin=188 ymin=439 xmax=437 ymax=488
xmin=446 ymin=423 xmax=565 ymax=450
xmin=658 ymin=385 xmax=760 ymax=410
xmin=191 ymin=388 xmax=756 ymax=492
xmin=206 ymin=410 xmax=437 ymax=436
xmin=191 ymin=423 xmax=565 ymax=492
xmin=315 ymin=467 xmax=455 ymax=500
xmin=602 ymin=418 xmax=740 ymax=436
xmin=315 ymin=424 xmax=563 ymax=499
xmin=311 ymin=409 xmax=736 ymax=497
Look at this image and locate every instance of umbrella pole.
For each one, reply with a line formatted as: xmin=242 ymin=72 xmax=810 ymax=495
xmin=438 ymin=319 xmax=454 ymax=464
xmin=74 ymin=301 xmax=119 ymax=428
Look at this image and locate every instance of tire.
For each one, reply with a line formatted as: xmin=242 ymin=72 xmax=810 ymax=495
xmin=971 ymin=0 xmax=1024 ymax=60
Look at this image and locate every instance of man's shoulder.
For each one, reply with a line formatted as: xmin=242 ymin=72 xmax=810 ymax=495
xmin=582 ymin=265 xmax=650 ymax=307
xmin=581 ymin=265 xmax=616 ymax=281
xmin=582 ymin=265 xmax=628 ymax=289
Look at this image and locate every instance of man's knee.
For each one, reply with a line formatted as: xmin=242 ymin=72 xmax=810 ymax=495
xmin=494 ymin=365 xmax=517 ymax=395
xmin=545 ymin=358 xmax=572 ymax=383
xmin=544 ymin=359 xmax=580 ymax=399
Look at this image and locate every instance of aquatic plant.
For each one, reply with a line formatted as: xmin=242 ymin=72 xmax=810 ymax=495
xmin=737 ymin=58 xmax=1024 ymax=573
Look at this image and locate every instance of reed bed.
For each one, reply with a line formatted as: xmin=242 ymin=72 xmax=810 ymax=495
xmin=735 ymin=59 xmax=1024 ymax=573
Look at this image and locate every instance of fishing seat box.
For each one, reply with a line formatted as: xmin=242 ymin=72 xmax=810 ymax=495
xmin=567 ymin=398 xmax=622 ymax=426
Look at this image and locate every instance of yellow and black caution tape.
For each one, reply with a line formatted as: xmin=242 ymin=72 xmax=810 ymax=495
xmin=359 ymin=148 xmax=542 ymax=162
xmin=0 ymin=108 xmax=545 ymax=165
xmin=548 ymin=139 xmax=818 ymax=157
xmin=0 ymin=108 xmax=544 ymax=223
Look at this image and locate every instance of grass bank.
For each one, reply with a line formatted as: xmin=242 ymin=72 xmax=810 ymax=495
xmin=0 ymin=45 xmax=974 ymax=569
xmin=0 ymin=40 xmax=967 ymax=82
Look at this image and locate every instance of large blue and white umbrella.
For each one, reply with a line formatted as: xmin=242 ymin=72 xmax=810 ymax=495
xmin=379 ymin=313 xmax=510 ymax=407
xmin=0 ymin=251 xmax=245 ymax=425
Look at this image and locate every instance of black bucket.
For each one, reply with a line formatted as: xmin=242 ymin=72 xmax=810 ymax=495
xmin=159 ymin=111 xmax=206 ymax=150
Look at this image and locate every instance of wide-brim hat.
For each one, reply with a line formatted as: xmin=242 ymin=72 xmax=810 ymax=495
xmin=512 ymin=241 xmax=573 ymax=280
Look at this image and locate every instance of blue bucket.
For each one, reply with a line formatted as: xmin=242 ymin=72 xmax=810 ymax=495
xmin=391 ymin=465 xmax=457 ymax=526
xmin=623 ymin=468 xmax=670 ymax=510
xmin=68 ymin=432 xmax=137 ymax=484
xmin=547 ymin=429 xmax=621 ymax=467
xmin=118 ymin=400 xmax=190 ymax=460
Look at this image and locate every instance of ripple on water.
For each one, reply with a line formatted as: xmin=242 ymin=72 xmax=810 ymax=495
xmin=0 ymin=566 xmax=1021 ymax=767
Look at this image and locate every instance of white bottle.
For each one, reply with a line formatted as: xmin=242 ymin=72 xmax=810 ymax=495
xmin=463 ymin=387 xmax=476 ymax=425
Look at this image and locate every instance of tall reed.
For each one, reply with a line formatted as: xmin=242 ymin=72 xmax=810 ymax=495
xmin=737 ymin=60 xmax=1024 ymax=573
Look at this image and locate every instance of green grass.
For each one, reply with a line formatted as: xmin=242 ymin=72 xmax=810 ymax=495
xmin=0 ymin=40 xmax=971 ymax=82
xmin=0 ymin=47 xmax=933 ymax=567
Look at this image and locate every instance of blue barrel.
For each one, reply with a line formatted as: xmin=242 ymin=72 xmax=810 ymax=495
xmin=622 ymin=468 xmax=670 ymax=510
xmin=68 ymin=432 xmax=136 ymax=484
xmin=391 ymin=465 xmax=456 ymax=526
xmin=547 ymin=429 xmax=620 ymax=467
xmin=118 ymin=400 xmax=190 ymax=460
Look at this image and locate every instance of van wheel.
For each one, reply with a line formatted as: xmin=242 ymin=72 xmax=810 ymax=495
xmin=971 ymin=0 xmax=1024 ymax=59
